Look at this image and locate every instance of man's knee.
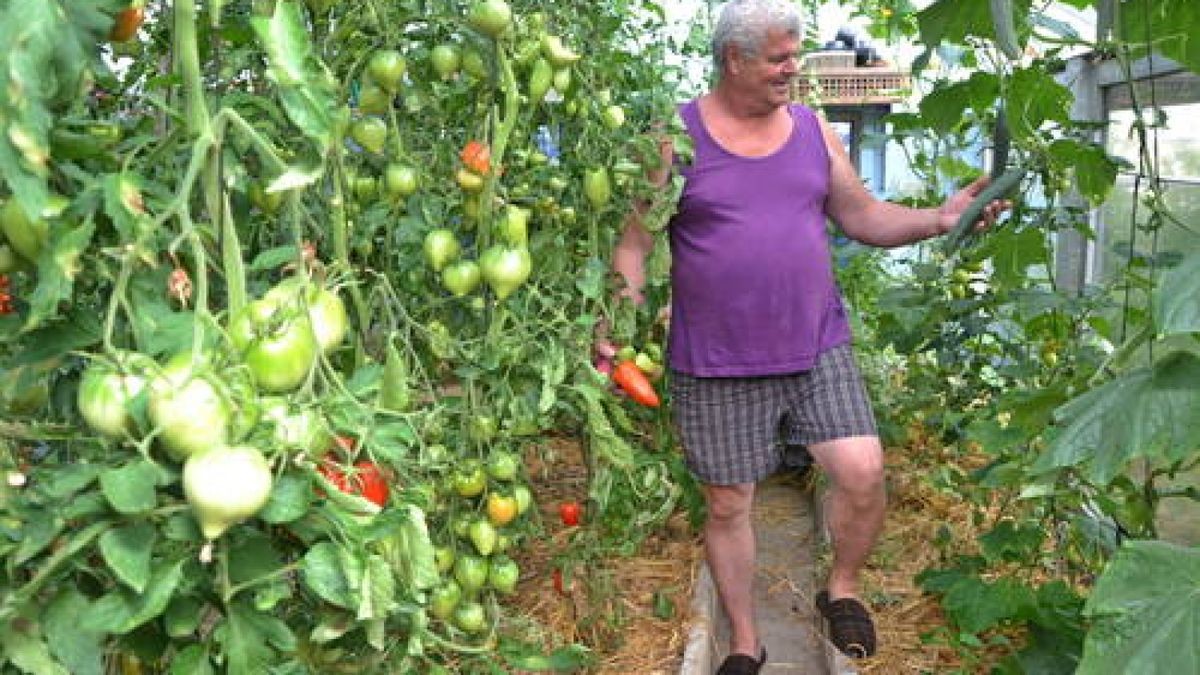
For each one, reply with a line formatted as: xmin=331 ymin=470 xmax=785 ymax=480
xmin=704 ymin=483 xmax=754 ymax=523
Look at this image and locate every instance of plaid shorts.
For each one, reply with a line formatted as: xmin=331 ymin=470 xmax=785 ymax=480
xmin=669 ymin=344 xmax=878 ymax=485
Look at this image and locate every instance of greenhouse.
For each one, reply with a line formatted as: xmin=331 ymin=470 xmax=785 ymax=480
xmin=0 ymin=1 xmax=1196 ymax=673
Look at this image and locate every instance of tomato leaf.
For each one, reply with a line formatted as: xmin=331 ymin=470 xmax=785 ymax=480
xmin=301 ymin=542 xmax=358 ymax=609
xmin=98 ymin=522 xmax=156 ymax=594
xmin=128 ymin=269 xmax=198 ymax=358
xmin=228 ymin=532 xmax=286 ymax=587
xmin=44 ymin=588 xmax=106 ymax=675
xmin=250 ymin=2 xmax=339 ymax=150
xmin=357 ymin=554 xmax=397 ymax=622
xmin=248 ymin=245 xmax=302 ymax=272
xmin=1079 ymin=540 xmax=1200 ymax=674
xmin=257 ymin=472 xmax=311 ymax=524
xmin=168 ymin=644 xmax=215 ymax=675
xmin=0 ymin=1 xmax=108 ymax=224
xmin=0 ymin=615 xmax=69 ymax=675
xmin=99 ymin=461 xmax=159 ymax=515
xmin=1118 ymin=0 xmax=1200 ymax=74
xmin=24 ymin=217 xmax=95 ymax=332
xmin=85 ymin=558 xmax=185 ymax=634
xmin=217 ymin=601 xmax=296 ymax=675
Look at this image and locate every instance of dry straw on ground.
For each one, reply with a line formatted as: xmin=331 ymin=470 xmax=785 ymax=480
xmin=506 ymin=436 xmax=702 ymax=674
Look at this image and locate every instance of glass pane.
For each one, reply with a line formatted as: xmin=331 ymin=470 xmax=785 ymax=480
xmin=1094 ymin=176 xmax=1200 ymax=283
xmin=1106 ymin=103 xmax=1200 ymax=181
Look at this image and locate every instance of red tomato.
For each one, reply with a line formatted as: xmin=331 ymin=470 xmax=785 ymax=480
xmin=318 ymin=455 xmax=390 ymax=507
xmin=559 ymin=501 xmax=582 ymax=527
xmin=460 ymin=140 xmax=491 ymax=175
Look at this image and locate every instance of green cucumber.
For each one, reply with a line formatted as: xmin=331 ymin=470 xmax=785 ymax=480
xmin=945 ymin=167 xmax=1027 ymax=250
xmin=989 ymin=0 xmax=1022 ymax=60
xmin=991 ymin=108 xmax=1010 ymax=179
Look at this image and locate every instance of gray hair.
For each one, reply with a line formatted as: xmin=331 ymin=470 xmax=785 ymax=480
xmin=712 ymin=0 xmax=803 ymax=73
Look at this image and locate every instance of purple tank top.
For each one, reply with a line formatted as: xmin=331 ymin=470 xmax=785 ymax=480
xmin=667 ymin=99 xmax=851 ymax=377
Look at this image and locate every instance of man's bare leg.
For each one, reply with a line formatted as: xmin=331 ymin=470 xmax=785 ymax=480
xmin=704 ymin=482 xmax=760 ymax=656
xmin=807 ymin=435 xmax=886 ymax=600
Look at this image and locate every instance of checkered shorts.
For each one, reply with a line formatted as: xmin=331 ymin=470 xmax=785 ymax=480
xmin=669 ymin=344 xmax=878 ymax=485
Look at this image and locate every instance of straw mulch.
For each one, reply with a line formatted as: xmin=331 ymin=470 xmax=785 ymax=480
xmin=844 ymin=423 xmax=1016 ymax=674
xmin=503 ymin=436 xmax=704 ymax=674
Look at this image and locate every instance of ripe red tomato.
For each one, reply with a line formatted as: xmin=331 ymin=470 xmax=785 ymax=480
xmin=318 ymin=455 xmax=390 ymax=507
xmin=559 ymin=501 xmax=582 ymax=527
xmin=460 ymin=140 xmax=491 ymax=175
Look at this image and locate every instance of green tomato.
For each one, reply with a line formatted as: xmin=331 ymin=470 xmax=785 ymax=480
xmin=0 ymin=195 xmax=69 ymax=263
xmin=453 ymin=600 xmax=487 ymax=634
xmin=183 ymin=445 xmax=272 ymax=540
xmin=601 ymin=104 xmax=626 ymax=130
xmin=441 ymin=260 xmax=481 ymax=297
xmin=468 ymin=414 xmax=499 ymax=444
xmin=260 ymin=397 xmax=330 ymax=456
xmin=430 ymin=44 xmax=461 ymax=79
xmin=434 ymin=545 xmax=456 ymax=574
xmin=357 ymin=84 xmax=393 ymax=115
xmin=259 ymin=279 xmax=350 ymax=354
xmin=466 ymin=0 xmax=512 ymax=38
xmin=479 ymin=245 xmax=532 ymax=301
xmin=487 ymin=554 xmax=519 ymax=595
xmin=540 ymin=34 xmax=581 ymax=67
xmin=429 ymin=580 xmax=462 ymax=620
xmin=383 ymin=164 xmax=419 ymax=198
xmin=367 ymin=49 xmax=406 ymax=92
xmin=498 ymin=204 xmax=530 ymax=247
xmin=148 ymin=359 xmax=232 ymax=462
xmin=583 ymin=167 xmax=612 ymax=209
xmin=485 ymin=450 xmax=519 ymax=481
xmin=423 ymin=229 xmax=461 ymax=272
xmin=452 ymin=463 xmax=488 ymax=498
xmin=461 ymin=48 xmax=489 ymax=80
xmin=511 ymin=483 xmax=533 ymax=515
xmin=350 ymin=117 xmax=387 ymax=154
xmin=229 ymin=300 xmax=319 ymax=394
xmin=467 ymin=518 xmax=498 ymax=556
xmin=453 ymin=553 xmax=488 ymax=592
xmin=77 ymin=351 xmax=154 ymax=439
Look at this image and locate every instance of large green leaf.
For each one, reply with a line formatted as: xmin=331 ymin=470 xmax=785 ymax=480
xmin=916 ymin=0 xmax=1033 ymax=50
xmin=1034 ymin=350 xmax=1200 ymax=483
xmin=1078 ymin=540 xmax=1200 ymax=674
xmin=1155 ymin=251 xmax=1200 ymax=335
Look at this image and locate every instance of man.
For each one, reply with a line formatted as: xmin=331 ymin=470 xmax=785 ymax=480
xmin=609 ymin=1 xmax=1007 ymax=673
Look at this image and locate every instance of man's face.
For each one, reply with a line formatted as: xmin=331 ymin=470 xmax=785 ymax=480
xmin=730 ymin=29 xmax=799 ymax=108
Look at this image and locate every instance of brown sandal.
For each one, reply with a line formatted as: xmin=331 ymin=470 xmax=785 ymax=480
xmin=816 ymin=591 xmax=876 ymax=658
xmin=716 ymin=646 xmax=767 ymax=675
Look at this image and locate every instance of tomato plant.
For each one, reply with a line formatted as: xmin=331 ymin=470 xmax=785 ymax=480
xmin=0 ymin=0 xmax=691 ymax=670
